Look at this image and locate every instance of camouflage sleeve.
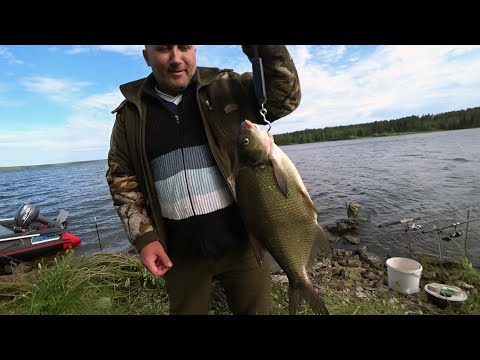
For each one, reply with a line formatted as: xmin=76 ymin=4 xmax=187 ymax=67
xmin=241 ymin=45 xmax=301 ymax=121
xmin=106 ymin=105 xmax=161 ymax=253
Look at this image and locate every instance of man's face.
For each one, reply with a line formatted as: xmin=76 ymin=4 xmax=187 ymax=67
xmin=143 ymin=45 xmax=197 ymax=96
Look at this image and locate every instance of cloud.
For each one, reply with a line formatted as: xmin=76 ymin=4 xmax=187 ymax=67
xmin=288 ymin=45 xmax=313 ymax=67
xmin=19 ymin=76 xmax=91 ymax=102
xmin=64 ymin=46 xmax=92 ymax=55
xmin=96 ymin=45 xmax=144 ymax=56
xmin=0 ymin=127 xmax=110 ymax=166
xmin=0 ymin=107 xmax=116 ymax=167
xmin=0 ymin=46 xmax=24 ymax=65
xmin=63 ymin=45 xmax=144 ymax=56
xmin=79 ymin=89 xmax=124 ymax=111
xmin=3 ymin=44 xmax=480 ymax=167
xmin=0 ymin=98 xmax=24 ymax=107
xmin=0 ymin=85 xmax=123 ymax=166
xmin=278 ymin=45 xmax=480 ymax=133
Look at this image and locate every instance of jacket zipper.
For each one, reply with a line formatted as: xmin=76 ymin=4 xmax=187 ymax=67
xmin=197 ymin=91 xmax=236 ymax=200
xmin=177 ymin=115 xmax=196 ymax=216
xmin=162 ymin=102 xmax=196 ymax=215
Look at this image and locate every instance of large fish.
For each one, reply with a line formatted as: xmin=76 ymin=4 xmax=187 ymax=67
xmin=235 ymin=120 xmax=332 ymax=315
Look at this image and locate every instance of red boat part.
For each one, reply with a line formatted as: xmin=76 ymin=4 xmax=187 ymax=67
xmin=62 ymin=233 xmax=81 ymax=249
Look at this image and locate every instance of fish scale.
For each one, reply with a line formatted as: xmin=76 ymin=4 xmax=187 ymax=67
xmin=238 ymin=164 xmax=315 ymax=284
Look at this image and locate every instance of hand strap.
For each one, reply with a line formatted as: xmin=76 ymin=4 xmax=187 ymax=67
xmin=252 ymin=45 xmax=270 ymax=130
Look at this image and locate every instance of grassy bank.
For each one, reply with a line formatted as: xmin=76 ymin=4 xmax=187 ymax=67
xmin=0 ymin=249 xmax=478 ymax=315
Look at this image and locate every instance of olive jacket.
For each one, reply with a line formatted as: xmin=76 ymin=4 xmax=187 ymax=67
xmin=106 ymin=45 xmax=301 ymax=253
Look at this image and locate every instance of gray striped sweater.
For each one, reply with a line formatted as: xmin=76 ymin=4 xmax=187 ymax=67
xmin=143 ymin=79 xmax=247 ymax=258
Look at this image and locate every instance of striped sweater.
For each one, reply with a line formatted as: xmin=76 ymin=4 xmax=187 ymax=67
xmin=143 ymin=80 xmax=247 ymax=258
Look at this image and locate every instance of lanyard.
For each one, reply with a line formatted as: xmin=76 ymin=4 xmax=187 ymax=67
xmin=252 ymin=45 xmax=271 ymax=131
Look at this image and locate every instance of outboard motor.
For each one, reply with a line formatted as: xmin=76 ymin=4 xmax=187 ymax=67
xmin=14 ymin=204 xmax=56 ymax=228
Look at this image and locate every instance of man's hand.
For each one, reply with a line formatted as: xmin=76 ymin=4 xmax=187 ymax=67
xmin=139 ymin=241 xmax=173 ymax=276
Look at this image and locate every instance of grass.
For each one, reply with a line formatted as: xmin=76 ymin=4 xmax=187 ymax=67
xmin=417 ymin=255 xmax=480 ymax=314
xmin=0 ymin=249 xmax=478 ymax=315
xmin=0 ymin=249 xmax=169 ymax=315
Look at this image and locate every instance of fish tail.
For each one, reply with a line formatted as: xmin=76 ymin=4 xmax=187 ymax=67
xmin=289 ymin=283 xmax=329 ymax=315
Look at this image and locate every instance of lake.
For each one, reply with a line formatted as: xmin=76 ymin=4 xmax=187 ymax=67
xmin=1 ymin=128 xmax=479 ymax=267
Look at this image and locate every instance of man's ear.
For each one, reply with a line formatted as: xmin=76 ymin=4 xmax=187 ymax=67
xmin=143 ymin=49 xmax=150 ymax=66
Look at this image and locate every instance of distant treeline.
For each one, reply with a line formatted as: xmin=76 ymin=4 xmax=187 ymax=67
xmin=0 ymin=159 xmax=105 ymax=171
xmin=274 ymin=106 xmax=480 ymax=145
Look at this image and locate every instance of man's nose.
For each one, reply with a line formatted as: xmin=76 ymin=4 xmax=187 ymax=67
xmin=170 ymin=46 xmax=182 ymax=63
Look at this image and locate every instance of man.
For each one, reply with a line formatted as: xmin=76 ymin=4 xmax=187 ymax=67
xmin=106 ymin=45 xmax=301 ymax=314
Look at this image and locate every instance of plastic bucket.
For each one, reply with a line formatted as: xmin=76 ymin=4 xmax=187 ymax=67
xmin=385 ymin=257 xmax=423 ymax=294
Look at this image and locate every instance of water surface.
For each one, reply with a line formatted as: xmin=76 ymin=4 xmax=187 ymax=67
xmin=1 ymin=128 xmax=478 ymax=266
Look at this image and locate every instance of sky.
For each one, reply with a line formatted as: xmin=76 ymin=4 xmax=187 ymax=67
xmin=1 ymin=45 xmax=480 ymax=167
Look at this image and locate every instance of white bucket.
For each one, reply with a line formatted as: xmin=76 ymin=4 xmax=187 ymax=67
xmin=386 ymin=257 xmax=423 ymax=294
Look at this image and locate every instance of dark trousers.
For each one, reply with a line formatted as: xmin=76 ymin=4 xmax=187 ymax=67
xmin=164 ymin=243 xmax=271 ymax=315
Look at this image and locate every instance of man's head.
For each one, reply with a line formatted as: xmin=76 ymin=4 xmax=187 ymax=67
xmin=143 ymin=45 xmax=197 ymax=96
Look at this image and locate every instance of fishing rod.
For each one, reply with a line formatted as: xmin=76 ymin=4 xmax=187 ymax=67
xmin=465 ymin=209 xmax=471 ymax=258
xmin=421 ymin=218 xmax=479 ymax=234
xmin=378 ymin=205 xmax=478 ymax=264
xmin=94 ymin=216 xmax=103 ymax=251
xmin=421 ymin=218 xmax=479 ymax=265
xmin=378 ymin=217 xmax=422 ymax=228
xmin=378 ymin=217 xmax=422 ymax=258
xmin=377 ymin=204 xmax=476 ymax=229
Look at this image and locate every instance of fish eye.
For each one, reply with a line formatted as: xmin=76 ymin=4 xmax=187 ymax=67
xmin=242 ymin=137 xmax=250 ymax=146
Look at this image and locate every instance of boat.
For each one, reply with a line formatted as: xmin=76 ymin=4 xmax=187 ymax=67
xmin=0 ymin=204 xmax=81 ymax=264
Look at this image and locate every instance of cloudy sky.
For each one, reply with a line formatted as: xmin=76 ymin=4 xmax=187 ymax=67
xmin=1 ymin=45 xmax=479 ymax=167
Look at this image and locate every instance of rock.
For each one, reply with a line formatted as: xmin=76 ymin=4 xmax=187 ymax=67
xmin=326 ymin=220 xmax=358 ymax=235
xmin=332 ymin=280 xmax=346 ymax=290
xmin=457 ymin=281 xmax=474 ymax=290
xmin=358 ymin=250 xmax=383 ymax=270
xmin=332 ymin=266 xmax=346 ymax=278
xmin=363 ymin=279 xmax=378 ymax=287
xmin=333 ymin=249 xmax=348 ymax=257
xmin=343 ymin=235 xmax=360 ymax=244
xmin=364 ymin=271 xmax=378 ymax=280
xmin=421 ymin=271 xmax=436 ymax=280
xmin=312 ymin=261 xmax=328 ymax=271
xmin=272 ymin=274 xmax=288 ymax=285
xmin=346 ymin=259 xmax=363 ymax=268
xmin=355 ymin=291 xmax=367 ymax=298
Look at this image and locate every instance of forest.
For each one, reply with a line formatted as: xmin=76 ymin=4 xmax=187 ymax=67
xmin=274 ymin=107 xmax=480 ymax=145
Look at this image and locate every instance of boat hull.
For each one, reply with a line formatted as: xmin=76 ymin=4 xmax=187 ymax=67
xmin=0 ymin=222 xmax=81 ymax=264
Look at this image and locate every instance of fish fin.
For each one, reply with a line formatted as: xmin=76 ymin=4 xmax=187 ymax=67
xmin=308 ymin=224 xmax=333 ymax=270
xmin=289 ymin=282 xmax=329 ymax=315
xmin=270 ymin=156 xmax=289 ymax=198
xmin=315 ymin=224 xmax=333 ymax=256
xmin=299 ymin=188 xmax=317 ymax=215
xmin=247 ymin=232 xmax=265 ymax=267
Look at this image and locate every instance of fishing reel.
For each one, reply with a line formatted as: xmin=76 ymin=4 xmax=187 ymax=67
xmin=449 ymin=223 xmax=463 ymax=238
xmin=441 ymin=223 xmax=463 ymax=241
xmin=404 ymin=221 xmax=422 ymax=232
